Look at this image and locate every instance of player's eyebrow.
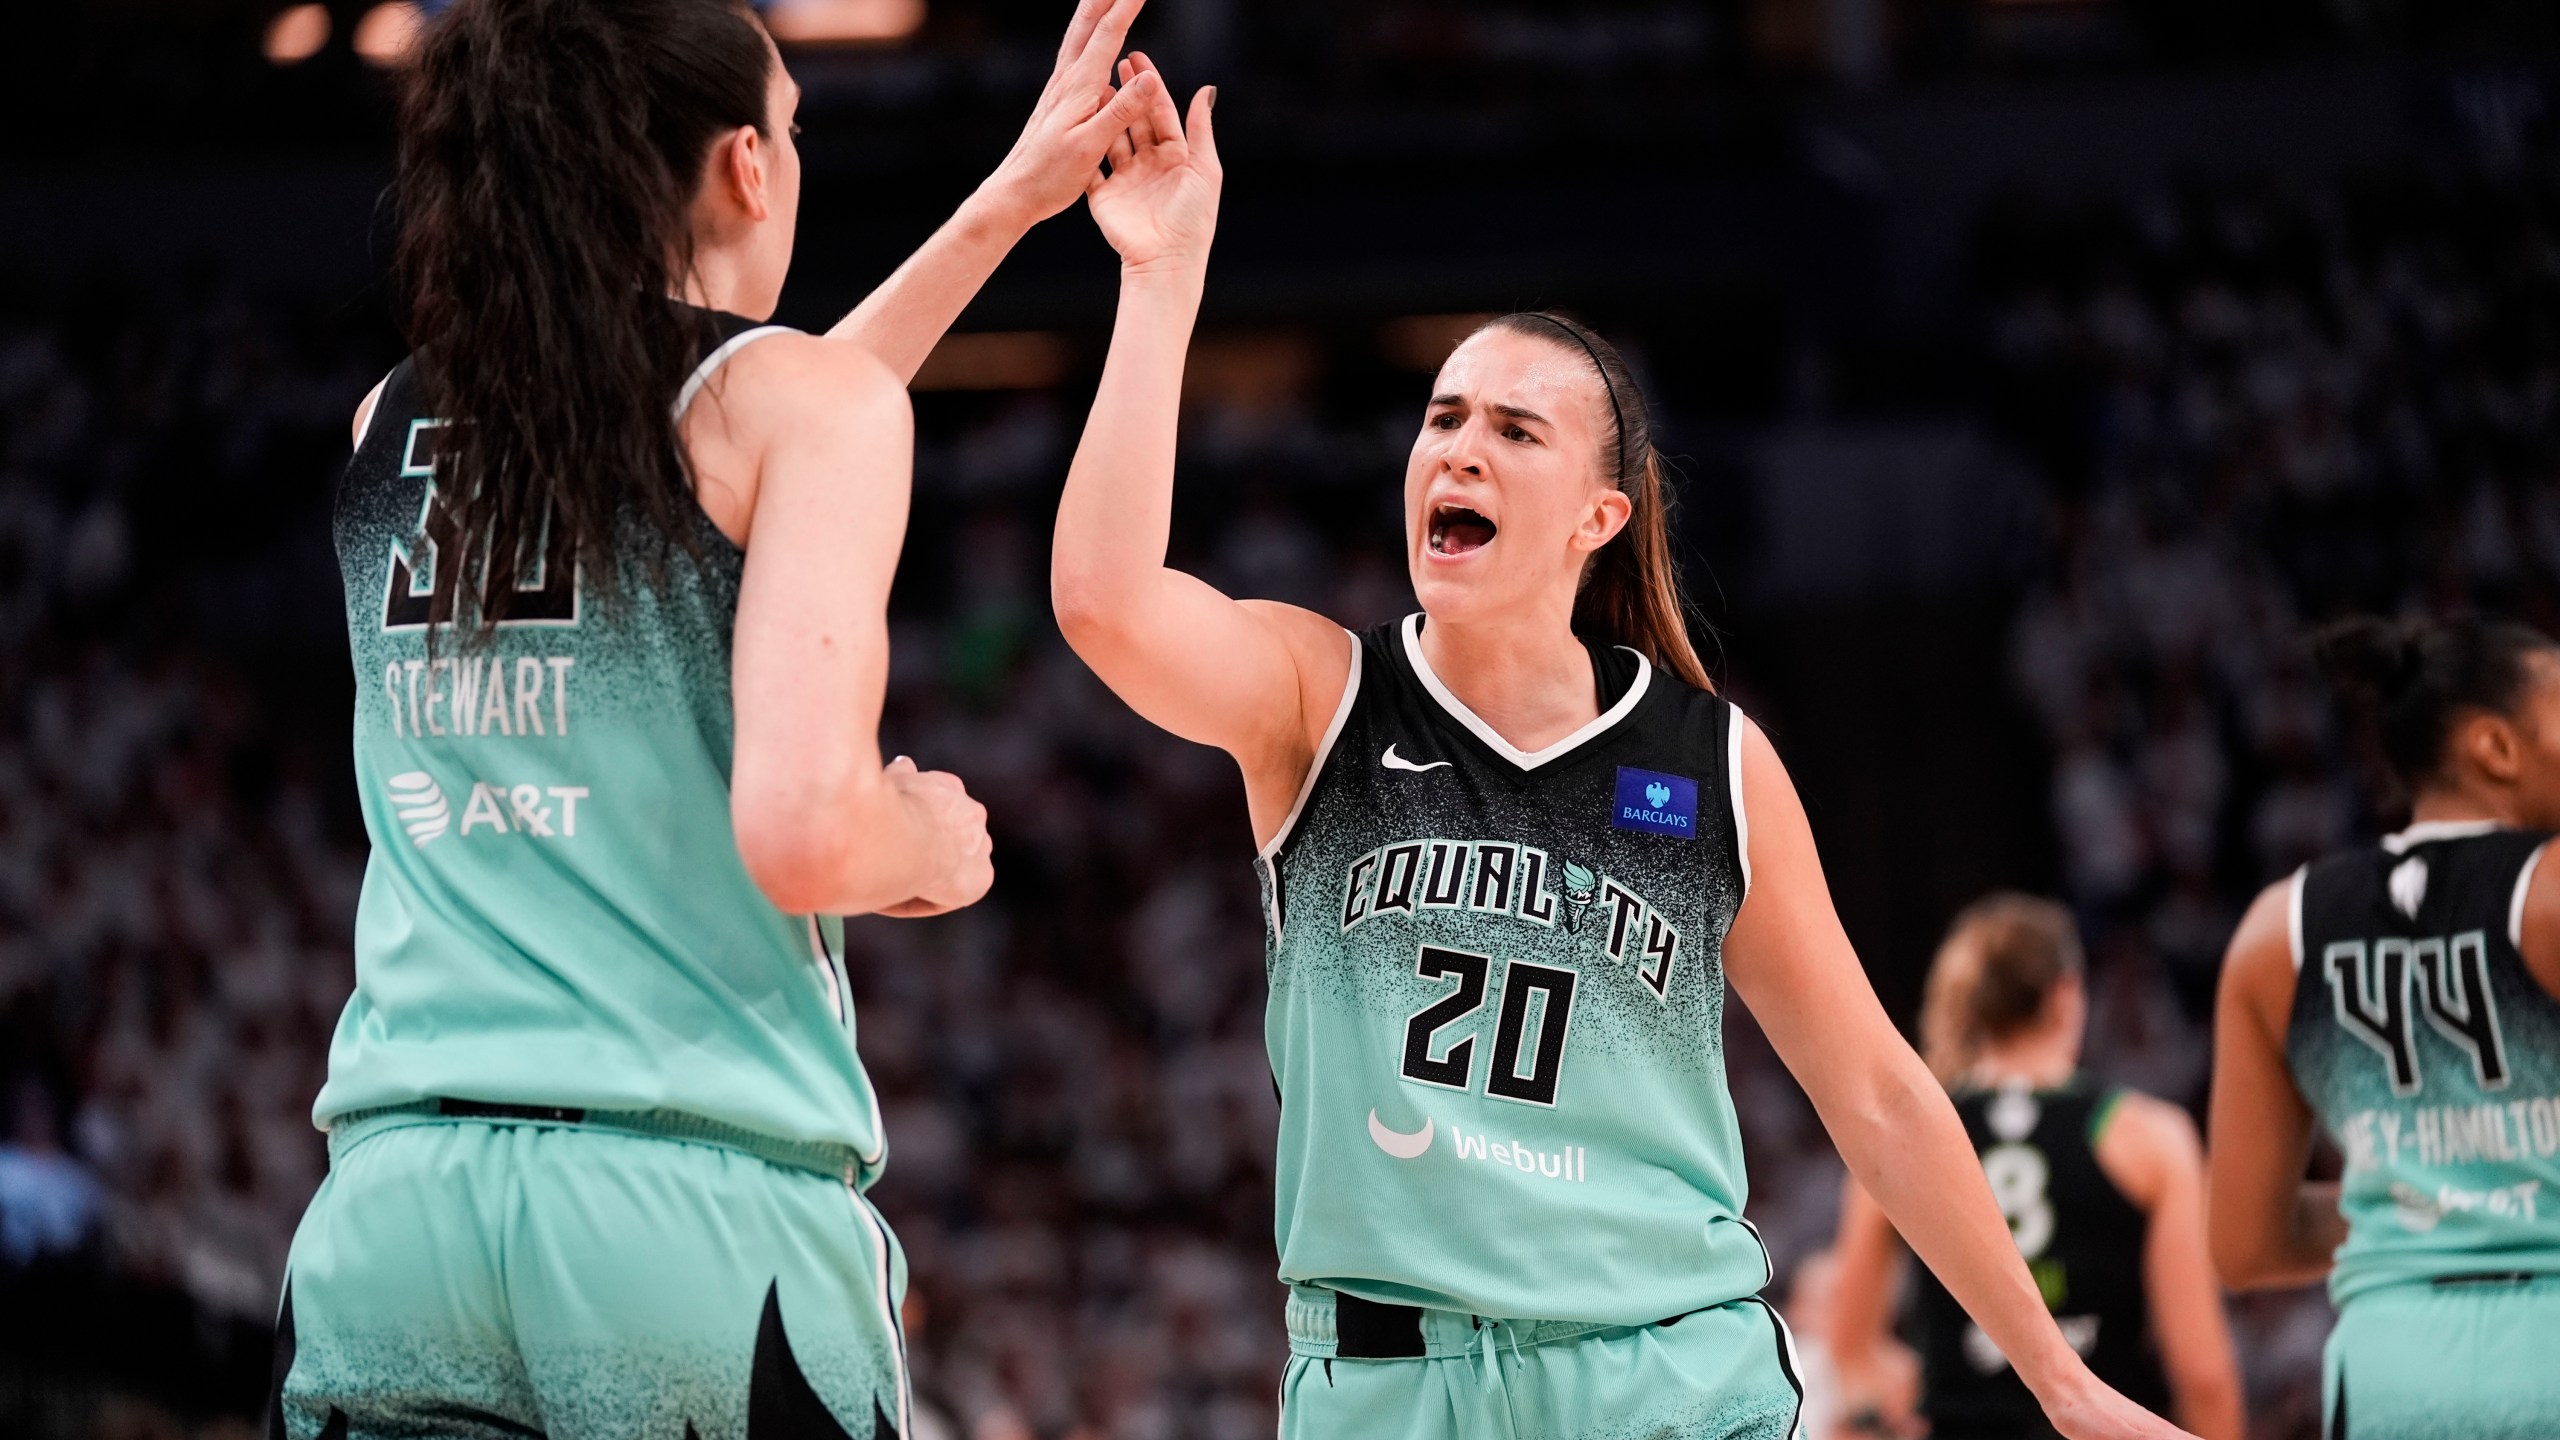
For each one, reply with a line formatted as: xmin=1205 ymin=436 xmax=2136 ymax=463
xmin=1427 ymin=396 xmax=1552 ymax=427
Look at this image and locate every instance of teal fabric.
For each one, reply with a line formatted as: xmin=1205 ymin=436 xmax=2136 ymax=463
xmin=274 ymin=1118 xmax=908 ymax=1439
xmin=1279 ymin=1293 xmax=1805 ymax=1440
xmin=320 ymin=339 xmax=886 ymax=1174
xmin=2322 ymin=1276 xmax=2560 ymax=1439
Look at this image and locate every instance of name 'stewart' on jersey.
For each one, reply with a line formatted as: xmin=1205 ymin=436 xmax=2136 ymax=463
xmin=385 ymin=772 xmax=590 ymax=848
xmin=383 ymin=653 xmax=576 ymax=740
xmin=1339 ymin=837 xmax=1684 ymax=998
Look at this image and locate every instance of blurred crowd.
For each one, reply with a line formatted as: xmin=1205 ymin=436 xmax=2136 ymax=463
xmin=7 ymin=154 xmax=2560 ymax=1439
xmin=1991 ymin=163 xmax=2560 ymax=1056
xmin=1977 ymin=163 xmax=2560 ymax=1435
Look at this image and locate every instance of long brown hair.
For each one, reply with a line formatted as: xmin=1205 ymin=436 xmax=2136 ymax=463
xmin=1918 ymin=892 xmax=2083 ymax=1085
xmin=393 ymin=0 xmax=773 ymax=639
xmin=1477 ymin=312 xmax=1715 ymax=691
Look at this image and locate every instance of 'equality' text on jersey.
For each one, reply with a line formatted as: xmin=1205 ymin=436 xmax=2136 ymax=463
xmin=1337 ymin=837 xmax=1682 ymax=1001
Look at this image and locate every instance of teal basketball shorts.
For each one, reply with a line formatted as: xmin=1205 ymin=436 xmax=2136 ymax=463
xmin=269 ymin=1114 xmax=909 ymax=1440
xmin=2322 ymin=1274 xmax=2560 ymax=1440
xmin=1279 ymin=1285 xmax=1808 ymax=1440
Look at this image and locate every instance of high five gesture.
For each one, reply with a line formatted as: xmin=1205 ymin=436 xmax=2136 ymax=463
xmin=825 ymin=0 xmax=1167 ymax=380
xmin=1085 ymin=54 xmax=1221 ymax=274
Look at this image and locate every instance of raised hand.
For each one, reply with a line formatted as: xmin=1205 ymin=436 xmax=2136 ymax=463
xmin=1085 ymin=53 xmax=1221 ymax=273
xmin=980 ymin=0 xmax=1168 ymax=229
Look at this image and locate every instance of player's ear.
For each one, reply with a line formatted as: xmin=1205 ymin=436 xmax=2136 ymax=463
xmin=1575 ymin=487 xmax=1632 ymax=555
xmin=2464 ymin=709 xmax=2525 ymax=785
xmin=712 ymin=125 xmax=770 ymax=222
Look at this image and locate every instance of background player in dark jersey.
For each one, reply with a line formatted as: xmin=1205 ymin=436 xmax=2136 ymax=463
xmin=1829 ymin=896 xmax=2242 ymax=1440
xmin=275 ymin=0 xmax=1166 ymax=1434
xmin=1045 ymin=53 xmax=2194 ymax=1440
xmin=2209 ymin=615 xmax=2560 ymax=1440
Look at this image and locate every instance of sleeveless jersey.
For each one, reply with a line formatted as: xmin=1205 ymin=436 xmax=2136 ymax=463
xmin=1906 ymin=1080 xmax=2168 ymax=1437
xmin=2287 ymin=820 xmax=2560 ymax=1302
xmin=313 ymin=310 xmax=887 ymax=1179
xmin=1259 ymin=614 xmax=1759 ymax=1325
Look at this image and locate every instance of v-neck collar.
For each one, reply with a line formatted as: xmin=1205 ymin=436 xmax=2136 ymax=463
xmin=1398 ymin=612 xmax=1651 ymax=772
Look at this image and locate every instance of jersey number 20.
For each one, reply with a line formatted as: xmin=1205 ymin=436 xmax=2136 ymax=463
xmin=1399 ymin=945 xmax=1578 ymax=1107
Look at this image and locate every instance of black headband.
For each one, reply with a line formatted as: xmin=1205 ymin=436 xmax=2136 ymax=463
xmin=1522 ymin=313 xmax=1630 ymax=487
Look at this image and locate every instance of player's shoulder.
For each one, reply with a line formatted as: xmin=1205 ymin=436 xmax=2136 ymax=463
xmin=2226 ymin=871 xmax=2303 ymax=986
xmin=702 ymin=331 xmax=908 ymax=433
xmin=2092 ymin=1086 xmax=2204 ymax=1207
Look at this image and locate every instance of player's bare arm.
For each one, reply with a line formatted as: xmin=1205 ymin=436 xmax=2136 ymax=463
xmin=2206 ymin=877 xmax=2345 ymax=1290
xmin=1723 ymin=717 xmax=2197 ymax=1440
xmin=1047 ymin=64 xmax=1355 ymax=840
xmin=2096 ymin=1093 xmax=2247 ymax=1440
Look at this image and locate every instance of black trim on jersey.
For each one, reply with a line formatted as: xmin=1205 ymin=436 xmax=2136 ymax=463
xmin=1746 ymin=1296 xmax=1806 ymax=1440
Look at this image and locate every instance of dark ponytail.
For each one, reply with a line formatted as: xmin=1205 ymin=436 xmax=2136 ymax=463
xmin=1477 ymin=313 xmax=1714 ymax=692
xmin=2312 ymin=613 xmax=2559 ymax=797
xmin=393 ymin=0 xmax=774 ymax=637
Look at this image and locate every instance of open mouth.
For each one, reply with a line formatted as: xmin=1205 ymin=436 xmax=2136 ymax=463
xmin=1427 ymin=502 xmax=1498 ymax=557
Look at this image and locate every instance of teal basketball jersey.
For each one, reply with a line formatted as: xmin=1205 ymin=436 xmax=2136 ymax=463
xmin=2286 ymin=821 xmax=2560 ymax=1302
xmin=1258 ymin=614 xmax=1762 ymax=1325
xmin=315 ymin=311 xmax=885 ymax=1178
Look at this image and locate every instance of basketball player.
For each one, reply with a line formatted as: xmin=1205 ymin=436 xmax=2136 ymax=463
xmin=1828 ymin=896 xmax=2243 ymax=1439
xmin=270 ymin=0 xmax=1164 ymax=1434
xmin=1047 ymin=56 xmax=2194 ymax=1440
xmin=2209 ymin=615 xmax=2560 ymax=1439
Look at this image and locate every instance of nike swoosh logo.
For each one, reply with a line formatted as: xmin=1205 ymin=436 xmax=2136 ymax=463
xmin=1381 ymin=744 xmax=1451 ymax=773
xmin=1367 ymin=1110 xmax=1434 ymax=1160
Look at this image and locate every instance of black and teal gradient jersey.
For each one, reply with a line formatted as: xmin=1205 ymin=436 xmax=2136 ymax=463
xmin=1258 ymin=614 xmax=1760 ymax=1326
xmin=315 ymin=311 xmax=886 ymax=1176
xmin=2287 ymin=820 xmax=2560 ymax=1302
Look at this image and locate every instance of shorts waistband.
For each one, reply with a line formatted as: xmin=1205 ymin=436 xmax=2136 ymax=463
xmin=325 ymin=1099 xmax=873 ymax=1185
xmin=1285 ymin=1285 xmax=1682 ymax=1360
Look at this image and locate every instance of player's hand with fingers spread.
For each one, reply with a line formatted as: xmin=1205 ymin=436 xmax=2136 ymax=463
xmin=978 ymin=0 xmax=1169 ymax=229
xmin=876 ymin=756 xmax=994 ymax=917
xmin=1084 ymin=53 xmax=1221 ymax=274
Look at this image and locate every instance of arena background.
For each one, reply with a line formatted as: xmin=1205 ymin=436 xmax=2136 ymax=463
xmin=5 ymin=0 xmax=2560 ymax=1435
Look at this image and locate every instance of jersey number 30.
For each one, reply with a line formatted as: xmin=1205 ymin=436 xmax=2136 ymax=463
xmin=1399 ymin=945 xmax=1578 ymax=1107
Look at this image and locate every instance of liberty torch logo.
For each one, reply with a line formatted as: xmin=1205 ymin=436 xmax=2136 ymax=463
xmin=388 ymin=771 xmax=452 ymax=847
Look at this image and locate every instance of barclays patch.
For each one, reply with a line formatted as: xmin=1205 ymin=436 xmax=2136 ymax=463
xmin=1611 ymin=766 xmax=1698 ymax=839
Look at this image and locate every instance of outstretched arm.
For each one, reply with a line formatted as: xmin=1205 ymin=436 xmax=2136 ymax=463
xmin=2206 ymin=878 xmax=2344 ymax=1289
xmin=1723 ymin=717 xmax=2194 ymax=1440
xmin=1828 ymin=1176 xmax=1924 ymax=1438
xmin=823 ymin=0 xmax=1165 ymax=382
xmin=2100 ymin=1094 xmax=2245 ymax=1440
xmin=1049 ymin=60 xmax=1349 ymax=842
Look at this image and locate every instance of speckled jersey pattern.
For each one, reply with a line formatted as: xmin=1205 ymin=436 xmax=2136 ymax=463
xmin=1260 ymin=615 xmax=1763 ymax=1329
xmin=318 ymin=311 xmax=881 ymax=1163
xmin=2287 ymin=824 xmax=2560 ymax=1438
xmin=279 ymin=313 xmax=906 ymax=1437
